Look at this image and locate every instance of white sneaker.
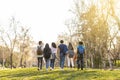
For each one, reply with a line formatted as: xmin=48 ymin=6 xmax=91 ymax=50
xmin=50 ymin=67 xmax=52 ymax=70
xmin=60 ymin=68 xmax=64 ymax=71
xmin=51 ymin=68 xmax=54 ymax=70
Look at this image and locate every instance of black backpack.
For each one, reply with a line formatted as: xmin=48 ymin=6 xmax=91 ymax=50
xmin=44 ymin=49 xmax=51 ymax=59
xmin=37 ymin=46 xmax=43 ymax=55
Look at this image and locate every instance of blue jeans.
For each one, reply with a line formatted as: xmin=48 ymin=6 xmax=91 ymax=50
xmin=60 ymin=53 xmax=65 ymax=69
xmin=45 ymin=59 xmax=50 ymax=69
xmin=50 ymin=59 xmax=55 ymax=69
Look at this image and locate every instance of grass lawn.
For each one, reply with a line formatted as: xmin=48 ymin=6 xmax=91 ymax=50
xmin=0 ymin=67 xmax=120 ymax=80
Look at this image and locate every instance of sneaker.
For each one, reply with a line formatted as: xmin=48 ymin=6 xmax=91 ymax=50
xmin=38 ymin=68 xmax=40 ymax=71
xmin=46 ymin=69 xmax=48 ymax=71
xmin=60 ymin=68 xmax=64 ymax=71
xmin=39 ymin=69 xmax=43 ymax=71
xmin=50 ymin=67 xmax=52 ymax=71
xmin=72 ymin=66 xmax=75 ymax=68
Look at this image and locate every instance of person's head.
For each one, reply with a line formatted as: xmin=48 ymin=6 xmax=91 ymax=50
xmin=60 ymin=40 xmax=64 ymax=43
xmin=68 ymin=42 xmax=73 ymax=50
xmin=79 ymin=41 xmax=83 ymax=45
xmin=69 ymin=42 xmax=72 ymax=46
xmin=39 ymin=41 xmax=42 ymax=45
xmin=51 ymin=42 xmax=57 ymax=48
xmin=45 ymin=43 xmax=49 ymax=48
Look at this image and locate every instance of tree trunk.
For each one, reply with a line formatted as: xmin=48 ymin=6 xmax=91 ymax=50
xmin=2 ymin=51 xmax=5 ymax=69
xmin=108 ymin=57 xmax=113 ymax=69
xmin=20 ymin=54 xmax=23 ymax=67
xmin=107 ymin=51 xmax=113 ymax=70
xmin=91 ymin=55 xmax=94 ymax=68
xmin=10 ymin=53 xmax=13 ymax=69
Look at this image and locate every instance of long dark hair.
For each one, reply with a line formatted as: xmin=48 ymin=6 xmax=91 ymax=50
xmin=68 ymin=42 xmax=74 ymax=50
xmin=43 ymin=43 xmax=51 ymax=53
xmin=51 ymin=42 xmax=57 ymax=48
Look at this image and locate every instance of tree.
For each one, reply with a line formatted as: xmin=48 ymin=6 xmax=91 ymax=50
xmin=0 ymin=17 xmax=20 ymax=69
xmin=0 ymin=16 xmax=34 ymax=68
xmin=64 ymin=0 xmax=120 ymax=69
xmin=17 ymin=26 xmax=31 ymax=67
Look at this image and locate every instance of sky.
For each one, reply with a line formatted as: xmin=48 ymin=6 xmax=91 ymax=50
xmin=0 ymin=0 xmax=73 ymax=44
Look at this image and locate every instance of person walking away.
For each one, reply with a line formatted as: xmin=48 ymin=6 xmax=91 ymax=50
xmin=43 ymin=43 xmax=51 ymax=71
xmin=50 ymin=42 xmax=57 ymax=70
xmin=58 ymin=40 xmax=68 ymax=70
xmin=36 ymin=41 xmax=44 ymax=71
xmin=77 ymin=41 xmax=85 ymax=70
xmin=67 ymin=42 xmax=75 ymax=68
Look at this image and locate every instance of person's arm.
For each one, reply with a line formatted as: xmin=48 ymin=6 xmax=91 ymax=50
xmin=77 ymin=47 xmax=79 ymax=54
xmin=36 ymin=46 xmax=39 ymax=53
xmin=56 ymin=47 xmax=60 ymax=60
xmin=83 ymin=46 xmax=85 ymax=54
xmin=43 ymin=48 xmax=45 ymax=57
xmin=73 ymin=51 xmax=77 ymax=61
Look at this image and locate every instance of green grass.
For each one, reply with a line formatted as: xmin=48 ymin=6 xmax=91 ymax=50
xmin=0 ymin=67 xmax=120 ymax=80
xmin=116 ymin=60 xmax=120 ymax=67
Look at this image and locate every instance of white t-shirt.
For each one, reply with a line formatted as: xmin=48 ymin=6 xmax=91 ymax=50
xmin=51 ymin=47 xmax=57 ymax=54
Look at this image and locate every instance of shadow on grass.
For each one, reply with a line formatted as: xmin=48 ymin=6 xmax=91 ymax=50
xmin=0 ymin=68 xmax=103 ymax=80
xmin=30 ymin=70 xmax=100 ymax=80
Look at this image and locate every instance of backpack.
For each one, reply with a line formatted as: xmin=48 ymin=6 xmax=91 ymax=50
xmin=37 ymin=46 xmax=43 ymax=55
xmin=44 ymin=49 xmax=51 ymax=59
xmin=78 ymin=46 xmax=85 ymax=54
xmin=68 ymin=50 xmax=74 ymax=58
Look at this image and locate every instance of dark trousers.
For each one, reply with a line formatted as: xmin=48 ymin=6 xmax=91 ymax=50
xmin=50 ymin=59 xmax=55 ymax=69
xmin=77 ymin=54 xmax=84 ymax=70
xmin=37 ymin=57 xmax=43 ymax=70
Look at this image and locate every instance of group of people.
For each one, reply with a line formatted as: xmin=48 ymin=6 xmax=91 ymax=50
xmin=36 ymin=40 xmax=85 ymax=71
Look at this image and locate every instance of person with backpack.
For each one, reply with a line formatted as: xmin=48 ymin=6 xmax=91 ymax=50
xmin=43 ymin=43 xmax=51 ymax=71
xmin=36 ymin=41 xmax=44 ymax=71
xmin=67 ymin=42 xmax=75 ymax=68
xmin=50 ymin=42 xmax=57 ymax=70
xmin=77 ymin=41 xmax=85 ymax=70
xmin=58 ymin=40 xmax=68 ymax=70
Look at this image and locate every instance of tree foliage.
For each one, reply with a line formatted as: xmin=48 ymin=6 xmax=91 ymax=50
xmin=58 ymin=0 xmax=120 ymax=69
